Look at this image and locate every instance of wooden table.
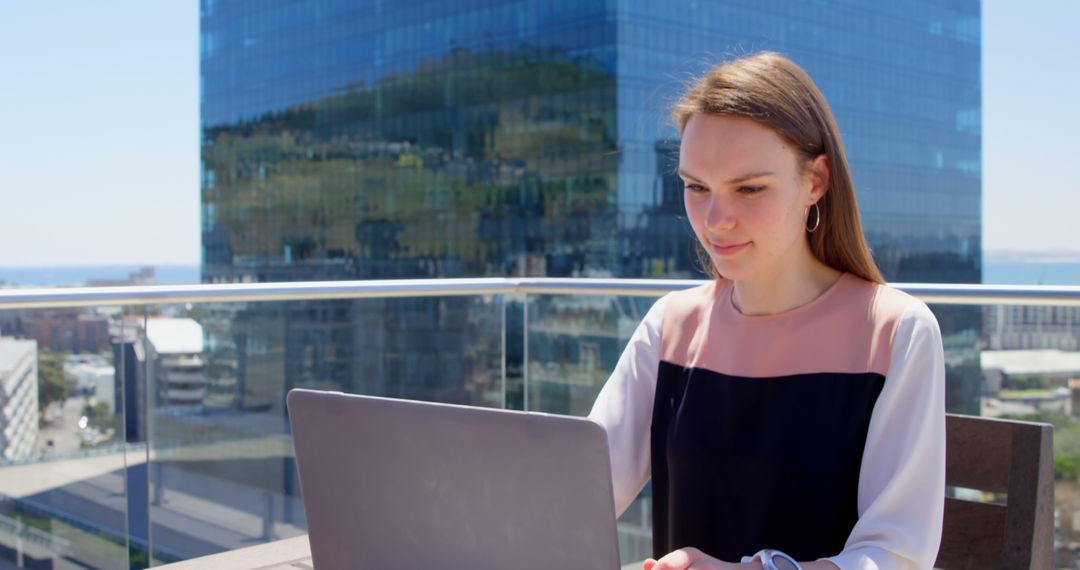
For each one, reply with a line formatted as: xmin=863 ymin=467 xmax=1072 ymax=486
xmin=158 ymin=535 xmax=645 ymax=569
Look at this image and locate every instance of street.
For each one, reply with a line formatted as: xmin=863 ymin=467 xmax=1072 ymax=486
xmin=33 ymin=398 xmax=87 ymax=457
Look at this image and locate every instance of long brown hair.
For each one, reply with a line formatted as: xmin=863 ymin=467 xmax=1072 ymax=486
xmin=671 ymin=51 xmax=885 ymax=284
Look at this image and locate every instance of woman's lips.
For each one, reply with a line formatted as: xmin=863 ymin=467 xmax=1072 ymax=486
xmin=710 ymin=241 xmax=749 ymax=256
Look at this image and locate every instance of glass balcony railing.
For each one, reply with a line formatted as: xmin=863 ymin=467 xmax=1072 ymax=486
xmin=1 ymin=278 xmax=1079 ymax=568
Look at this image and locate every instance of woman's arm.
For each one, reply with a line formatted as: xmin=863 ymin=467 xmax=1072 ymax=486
xmin=587 ymin=295 xmax=667 ymax=516
xmin=644 ymin=547 xmax=841 ymax=569
xmin=822 ymin=299 xmax=947 ymax=570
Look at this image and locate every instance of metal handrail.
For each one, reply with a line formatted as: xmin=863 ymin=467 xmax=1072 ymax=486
xmin=1 ymin=278 xmax=1079 ymax=310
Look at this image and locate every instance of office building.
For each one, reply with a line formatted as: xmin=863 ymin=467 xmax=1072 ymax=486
xmin=19 ymin=309 xmax=110 ymax=354
xmin=64 ymin=353 xmax=117 ymax=412
xmin=201 ymin=0 xmax=981 ymax=402
xmin=143 ymin=318 xmax=208 ymax=409
xmin=985 ymin=305 xmax=1080 ymax=351
xmin=0 ymin=337 xmax=39 ymax=461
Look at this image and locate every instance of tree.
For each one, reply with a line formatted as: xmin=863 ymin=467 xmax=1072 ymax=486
xmin=81 ymin=401 xmax=114 ymax=432
xmin=37 ymin=348 xmax=75 ymax=412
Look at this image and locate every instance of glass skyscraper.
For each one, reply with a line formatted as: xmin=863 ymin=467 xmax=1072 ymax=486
xmin=196 ymin=0 xmax=981 ymax=561
xmin=202 ymin=1 xmax=980 ymax=285
xmin=200 ymin=0 xmax=980 ymax=384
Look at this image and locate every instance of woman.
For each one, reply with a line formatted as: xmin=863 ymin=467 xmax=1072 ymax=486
xmin=588 ymin=52 xmax=945 ymax=570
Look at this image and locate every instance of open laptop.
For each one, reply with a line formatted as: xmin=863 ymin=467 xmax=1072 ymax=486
xmin=286 ymin=388 xmax=622 ymax=570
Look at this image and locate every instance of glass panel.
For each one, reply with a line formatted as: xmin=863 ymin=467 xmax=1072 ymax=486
xmin=0 ymin=306 xmax=131 ymax=569
xmin=956 ymin=302 xmax=1080 ymax=567
xmin=4 ymin=292 xmax=1076 ymax=567
xmin=932 ymin=304 xmax=984 ymax=416
xmin=525 ymin=293 xmax=657 ymax=563
xmin=144 ymin=295 xmax=504 ymax=563
xmin=504 ymin=295 xmax=526 ymax=411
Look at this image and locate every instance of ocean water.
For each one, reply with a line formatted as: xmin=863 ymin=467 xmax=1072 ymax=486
xmin=0 ymin=265 xmax=200 ymax=286
xmin=983 ymin=260 xmax=1080 ymax=286
xmin=0 ymin=261 xmax=1077 ymax=287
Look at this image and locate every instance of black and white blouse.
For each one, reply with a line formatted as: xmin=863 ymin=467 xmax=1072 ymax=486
xmin=589 ymin=273 xmax=946 ymax=569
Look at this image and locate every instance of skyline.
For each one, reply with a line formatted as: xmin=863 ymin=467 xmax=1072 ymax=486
xmin=1 ymin=2 xmax=1077 ymax=267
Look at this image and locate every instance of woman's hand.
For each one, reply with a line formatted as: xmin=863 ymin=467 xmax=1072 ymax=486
xmin=643 ymin=547 xmax=760 ymax=570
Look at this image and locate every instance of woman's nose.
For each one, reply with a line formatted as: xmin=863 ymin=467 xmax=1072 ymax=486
xmin=705 ymin=196 xmax=736 ymax=231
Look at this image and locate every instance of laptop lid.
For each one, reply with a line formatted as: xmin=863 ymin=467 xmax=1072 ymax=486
xmin=287 ymin=389 xmax=621 ymax=570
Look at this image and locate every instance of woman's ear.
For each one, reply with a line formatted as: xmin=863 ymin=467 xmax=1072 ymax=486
xmin=807 ymin=154 xmax=830 ymax=203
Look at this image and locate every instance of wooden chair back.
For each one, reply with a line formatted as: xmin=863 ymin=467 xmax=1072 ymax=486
xmin=935 ymin=413 xmax=1054 ymax=569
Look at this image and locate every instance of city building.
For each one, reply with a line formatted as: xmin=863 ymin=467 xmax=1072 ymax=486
xmin=980 ymin=349 xmax=1080 ymax=416
xmin=113 ymin=327 xmax=147 ymax=443
xmin=18 ymin=309 xmax=110 ymax=354
xmin=200 ymin=0 xmax=981 ymax=401
xmin=85 ymin=266 xmax=157 ymax=287
xmin=64 ymin=353 xmax=117 ymax=413
xmin=145 ymin=318 xmax=207 ymax=409
xmin=197 ymin=1 xmax=981 ymax=562
xmin=112 ymin=318 xmax=210 ymax=444
xmin=984 ymin=304 xmax=1080 ymax=351
xmin=0 ymin=310 xmax=18 ymax=337
xmin=0 ymin=337 xmax=39 ymax=461
xmin=981 ymin=349 xmax=1080 ymax=393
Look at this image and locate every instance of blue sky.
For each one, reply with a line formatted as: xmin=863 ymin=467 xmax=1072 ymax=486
xmin=0 ymin=3 xmax=198 ymax=267
xmin=0 ymin=2 xmax=1076 ymax=267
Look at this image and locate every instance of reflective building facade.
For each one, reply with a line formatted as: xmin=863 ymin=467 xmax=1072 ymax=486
xmin=200 ymin=0 xmax=981 ymax=380
xmin=202 ymin=2 xmax=982 ymax=285
xmin=198 ymin=0 xmax=981 ymax=561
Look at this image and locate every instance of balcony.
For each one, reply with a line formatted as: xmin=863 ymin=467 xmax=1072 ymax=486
xmin=0 ymin=278 xmax=1079 ymax=568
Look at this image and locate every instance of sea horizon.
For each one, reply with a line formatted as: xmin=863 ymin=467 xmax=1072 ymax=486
xmin=0 ymin=264 xmax=201 ymax=287
xmin=0 ymin=257 xmax=1077 ymax=287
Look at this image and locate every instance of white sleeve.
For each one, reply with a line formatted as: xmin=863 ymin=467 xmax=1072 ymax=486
xmin=824 ymin=299 xmax=946 ymax=570
xmin=587 ymin=294 xmax=667 ymax=517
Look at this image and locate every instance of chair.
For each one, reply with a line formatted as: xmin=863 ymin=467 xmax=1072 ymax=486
xmin=936 ymin=413 xmax=1054 ymax=569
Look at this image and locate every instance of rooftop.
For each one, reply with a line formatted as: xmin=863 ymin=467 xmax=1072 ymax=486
xmin=980 ymin=349 xmax=1080 ymax=376
xmin=0 ymin=336 xmax=35 ymax=378
xmin=145 ymin=318 xmax=203 ymax=354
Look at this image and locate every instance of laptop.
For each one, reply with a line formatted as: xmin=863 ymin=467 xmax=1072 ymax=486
xmin=286 ymin=388 xmax=622 ymax=570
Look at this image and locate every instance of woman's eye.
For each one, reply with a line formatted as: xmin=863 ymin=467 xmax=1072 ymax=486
xmin=684 ymin=183 xmax=707 ymax=193
xmin=738 ymin=185 xmax=766 ymax=194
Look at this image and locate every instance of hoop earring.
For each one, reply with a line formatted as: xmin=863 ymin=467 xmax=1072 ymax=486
xmin=806 ymin=203 xmax=821 ymax=233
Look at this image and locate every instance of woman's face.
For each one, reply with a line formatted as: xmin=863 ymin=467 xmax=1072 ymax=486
xmin=679 ymin=113 xmax=827 ymax=282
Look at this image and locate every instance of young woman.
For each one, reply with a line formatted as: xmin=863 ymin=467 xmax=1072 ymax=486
xmin=589 ymin=52 xmax=946 ymax=570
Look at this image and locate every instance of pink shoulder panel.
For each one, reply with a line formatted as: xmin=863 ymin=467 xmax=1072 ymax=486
xmin=660 ymin=274 xmax=911 ymax=378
